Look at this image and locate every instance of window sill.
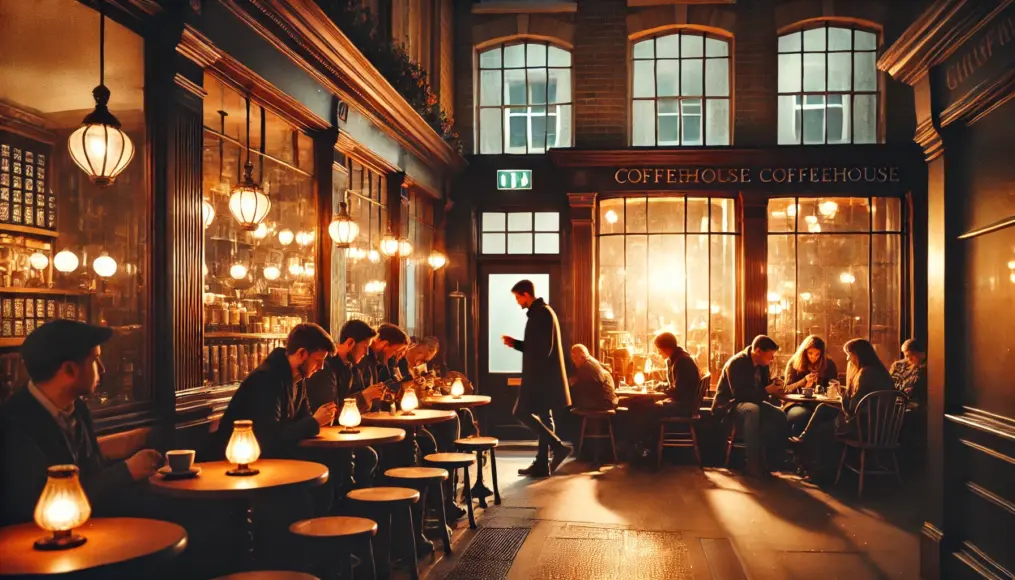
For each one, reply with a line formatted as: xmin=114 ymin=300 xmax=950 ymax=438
xmin=472 ymin=1 xmax=577 ymax=15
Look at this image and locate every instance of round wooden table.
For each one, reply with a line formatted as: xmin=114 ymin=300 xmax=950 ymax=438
xmin=781 ymin=393 xmax=843 ymax=407
xmin=616 ymin=388 xmax=668 ymax=400
xmin=0 ymin=517 xmax=186 ymax=577
xmin=422 ymin=395 xmax=491 ymax=411
xmin=299 ymin=426 xmax=406 ymax=449
xmin=362 ymin=410 xmax=457 ymax=468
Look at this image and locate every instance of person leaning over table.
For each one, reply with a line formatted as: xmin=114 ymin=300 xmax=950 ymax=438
xmin=400 ymin=337 xmax=465 ymax=451
xmin=781 ymin=335 xmax=839 ymax=437
xmin=568 ymin=344 xmax=618 ymax=412
xmin=712 ymin=335 xmax=789 ymax=477
xmin=355 ymin=322 xmax=409 ymax=397
xmin=890 ymin=338 xmax=927 ymax=407
xmin=0 ymin=320 xmax=163 ymax=525
xmin=634 ymin=333 xmax=701 ymax=450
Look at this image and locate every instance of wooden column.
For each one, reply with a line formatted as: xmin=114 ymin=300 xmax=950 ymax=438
xmin=740 ymin=194 xmax=768 ymax=345
xmin=567 ymin=193 xmax=596 ymax=352
xmin=386 ymin=173 xmax=406 ymax=323
xmin=313 ymin=122 xmax=339 ymax=332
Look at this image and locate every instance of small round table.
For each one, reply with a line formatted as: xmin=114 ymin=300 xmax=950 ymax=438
xmin=361 ymin=410 xmax=457 ymax=463
xmin=781 ymin=393 xmax=843 ymax=407
xmin=422 ymin=396 xmax=494 ymax=503
xmin=0 ymin=517 xmax=187 ymax=577
xmin=149 ymin=459 xmax=328 ymax=566
xmin=615 ymin=388 xmax=668 ymax=401
xmin=300 ymin=426 xmax=407 ymax=493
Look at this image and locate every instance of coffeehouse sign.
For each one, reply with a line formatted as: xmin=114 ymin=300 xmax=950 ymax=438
xmin=613 ymin=165 xmax=900 ymax=187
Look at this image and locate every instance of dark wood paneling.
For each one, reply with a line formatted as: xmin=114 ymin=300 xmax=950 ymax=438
xmin=386 ymin=173 xmax=406 ymax=323
xmin=567 ymin=193 xmax=596 ymax=352
xmin=314 ymin=124 xmax=339 ymax=330
xmin=740 ymin=195 xmax=767 ymax=345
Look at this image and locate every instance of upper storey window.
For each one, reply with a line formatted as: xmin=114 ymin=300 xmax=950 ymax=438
xmin=777 ymin=24 xmax=879 ymax=145
xmin=631 ymin=31 xmax=732 ymax=146
xmin=476 ymin=42 xmax=574 ymax=154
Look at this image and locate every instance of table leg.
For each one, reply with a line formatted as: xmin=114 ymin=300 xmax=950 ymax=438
xmin=471 ymin=449 xmax=493 ymax=508
xmin=235 ymin=499 xmax=256 ymax=570
xmin=404 ymin=427 xmax=421 ymax=466
xmin=414 ymin=485 xmax=434 ymax=557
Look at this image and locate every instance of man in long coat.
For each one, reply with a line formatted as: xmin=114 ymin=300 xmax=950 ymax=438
xmin=502 ymin=279 xmax=572 ymax=476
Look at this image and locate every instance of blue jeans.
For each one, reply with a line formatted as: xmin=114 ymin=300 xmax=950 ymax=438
xmin=786 ymin=404 xmax=814 ymax=437
xmin=734 ymin=401 xmax=789 ymax=471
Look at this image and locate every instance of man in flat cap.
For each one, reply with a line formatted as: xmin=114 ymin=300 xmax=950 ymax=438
xmin=0 ymin=320 xmax=163 ymax=525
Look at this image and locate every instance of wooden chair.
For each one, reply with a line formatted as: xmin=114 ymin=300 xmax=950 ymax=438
xmin=455 ymin=436 xmax=501 ymax=507
xmin=571 ymin=408 xmax=618 ymax=464
xmin=835 ymin=390 xmax=908 ymax=497
xmin=384 ymin=467 xmax=452 ymax=555
xmin=346 ymin=487 xmax=421 ymax=580
xmin=424 ymin=453 xmax=477 ymax=529
xmin=657 ymin=373 xmax=711 ymax=468
xmin=289 ymin=516 xmax=378 ymax=580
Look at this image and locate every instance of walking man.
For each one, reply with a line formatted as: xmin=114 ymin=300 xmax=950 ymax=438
xmin=502 ymin=279 xmax=572 ymax=476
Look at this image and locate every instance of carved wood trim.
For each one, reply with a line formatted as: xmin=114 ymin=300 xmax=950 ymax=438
xmin=173 ymin=73 xmax=208 ymax=99
xmin=207 ymin=57 xmax=330 ymax=133
xmin=915 ymin=118 xmax=944 ymax=162
xmin=958 ymin=438 xmax=1015 ymax=466
xmin=941 ymin=68 xmax=1015 ymax=127
xmin=966 ymin=482 xmax=1015 ymax=516
xmin=176 ymin=25 xmax=222 ymax=68
xmin=953 ymin=540 xmax=1015 ymax=580
xmin=920 ymin=523 xmax=943 ymax=580
xmin=336 ymin=132 xmax=401 ymax=176
xmin=548 ymin=146 xmax=915 ymax=167
xmin=947 ymin=407 xmax=1015 ymax=441
xmin=0 ymin=102 xmax=56 ymax=143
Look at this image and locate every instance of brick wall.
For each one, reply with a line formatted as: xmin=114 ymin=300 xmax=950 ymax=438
xmin=439 ymin=0 xmax=454 ymax=115
xmin=572 ymin=0 xmax=629 ymax=148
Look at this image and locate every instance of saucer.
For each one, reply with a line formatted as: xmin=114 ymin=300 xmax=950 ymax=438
xmin=158 ymin=465 xmax=201 ymax=480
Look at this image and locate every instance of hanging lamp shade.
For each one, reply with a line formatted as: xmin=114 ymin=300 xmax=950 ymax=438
xmin=202 ymin=200 xmax=216 ymax=228
xmin=278 ymin=228 xmax=294 ymax=246
xmin=54 ymin=250 xmax=80 ymax=273
xmin=380 ymin=229 xmax=399 ymax=257
xmin=427 ymin=250 xmax=447 ymax=271
xmin=29 ymin=252 xmax=50 ymax=271
xmin=229 ymin=263 xmax=248 ymax=280
xmin=263 ymin=265 xmax=281 ymax=281
xmin=228 ymin=161 xmax=271 ymax=231
xmin=92 ymin=252 xmax=117 ymax=278
xmin=397 ymin=238 xmax=413 ymax=258
xmin=328 ymin=201 xmax=359 ymax=247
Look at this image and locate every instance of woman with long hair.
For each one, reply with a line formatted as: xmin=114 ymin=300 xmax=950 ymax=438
xmin=840 ymin=338 xmax=894 ymax=419
xmin=782 ymin=336 xmax=839 ymax=436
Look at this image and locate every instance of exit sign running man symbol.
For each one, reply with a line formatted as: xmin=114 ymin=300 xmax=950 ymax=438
xmin=497 ymin=169 xmax=532 ymax=190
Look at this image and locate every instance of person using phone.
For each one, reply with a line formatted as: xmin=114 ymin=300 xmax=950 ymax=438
xmin=782 ymin=335 xmax=839 ymax=436
xmin=355 ymin=323 xmax=409 ymax=393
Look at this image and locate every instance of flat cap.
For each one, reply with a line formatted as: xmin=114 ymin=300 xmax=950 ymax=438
xmin=20 ymin=320 xmax=114 ymax=381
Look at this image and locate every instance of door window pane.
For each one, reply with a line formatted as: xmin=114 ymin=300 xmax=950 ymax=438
xmin=488 ymin=273 xmax=550 ymax=373
xmin=482 ymin=211 xmax=559 ymax=255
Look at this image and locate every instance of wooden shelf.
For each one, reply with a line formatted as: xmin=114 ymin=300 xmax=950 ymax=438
xmin=204 ymin=331 xmax=289 ymax=340
xmin=0 ymin=287 xmax=90 ymax=296
xmin=0 ymin=224 xmax=58 ymax=239
xmin=0 ymin=337 xmax=25 ymax=348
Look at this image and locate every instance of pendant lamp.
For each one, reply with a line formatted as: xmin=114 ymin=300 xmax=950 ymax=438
xmin=328 ymin=198 xmax=359 ymax=247
xmin=228 ymin=96 xmax=270 ymax=231
xmin=68 ymin=2 xmax=135 ymax=187
xmin=380 ymin=228 xmax=399 ymax=257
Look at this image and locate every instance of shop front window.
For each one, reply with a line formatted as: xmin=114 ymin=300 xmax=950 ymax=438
xmin=0 ymin=2 xmax=148 ymax=408
xmin=400 ymin=191 xmax=434 ymax=340
xmin=598 ymin=197 xmax=737 ymax=385
xmin=766 ymin=197 xmax=902 ymax=373
xmin=338 ymin=160 xmax=387 ymax=329
xmin=201 ymin=75 xmax=316 ymax=388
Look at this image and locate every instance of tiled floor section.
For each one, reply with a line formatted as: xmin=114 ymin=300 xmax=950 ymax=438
xmin=423 ymin=450 xmax=922 ymax=580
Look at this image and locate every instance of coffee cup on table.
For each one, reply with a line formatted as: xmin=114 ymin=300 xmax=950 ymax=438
xmin=801 ymin=387 xmax=814 ymax=398
xmin=166 ymin=449 xmax=196 ymax=473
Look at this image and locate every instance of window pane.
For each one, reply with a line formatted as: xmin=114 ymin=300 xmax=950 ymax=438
xmin=802 ymin=96 xmax=825 ymax=144
xmin=534 ymin=233 xmax=559 ymax=254
xmin=483 ymin=212 xmax=506 ymax=231
xmin=657 ymin=59 xmax=679 ymax=97
xmin=554 ymin=104 xmax=573 ymax=147
xmin=853 ymin=93 xmax=877 ymax=144
xmin=528 ymin=69 xmax=547 ymax=105
xmin=504 ymin=44 xmax=525 ymax=67
xmin=798 ymin=197 xmax=869 ymax=232
xmin=687 ymin=198 xmax=709 ymax=233
xmin=625 ymin=235 xmax=649 ymax=344
xmin=479 ymin=47 xmax=501 ymax=69
xmin=600 ymin=198 xmax=625 ymax=234
xmin=626 ymin=197 xmax=647 ymax=233
xmin=548 ymin=69 xmax=571 ymax=104
xmin=779 ymin=53 xmax=802 ymax=93
xmin=767 ymin=234 xmax=797 ymax=372
xmin=658 ymin=99 xmax=679 ymax=144
xmin=633 ymin=39 xmax=654 ymax=59
xmin=647 ymin=197 xmax=684 ymax=233
xmin=599 ymin=235 xmax=625 ymax=338
xmin=504 ymin=69 xmax=526 ymax=105
xmin=488 ymin=273 xmax=550 ymax=373
xmin=632 ymin=100 xmax=656 ymax=146
xmin=529 ymin=110 xmax=547 ymax=152
xmin=507 ymin=212 xmax=532 ymax=231
xmin=506 ymin=108 xmax=528 ymax=152
xmin=681 ymin=60 xmax=703 ymax=96
xmin=482 ymin=233 xmax=505 ymax=254
xmin=705 ymin=58 xmax=729 ymax=96
xmin=480 ymin=71 xmax=502 ymax=106
xmin=649 ymin=234 xmax=687 ymax=347
xmin=803 ymin=53 xmax=826 ymax=91
xmin=657 ymin=34 xmax=680 ymax=58
xmin=803 ymin=27 xmax=826 ymax=51
xmin=682 ymin=99 xmax=703 ymax=145
xmin=828 ymin=52 xmax=851 ymax=91
xmin=705 ymin=99 xmax=730 ymax=145
xmin=873 ymin=198 xmax=902 ymax=232
xmin=855 ymin=30 xmax=877 ymax=50
xmin=534 ymin=212 xmax=559 ymax=231
xmin=779 ymin=31 xmax=801 ymax=52
xmin=527 ymin=43 xmax=547 ymax=67
xmin=827 ymin=94 xmax=851 ymax=144
xmin=769 ymin=198 xmax=797 ymax=233
xmin=829 ymin=27 xmax=852 ymax=50
xmin=710 ymin=198 xmax=735 ymax=232
xmin=633 ymin=60 xmax=655 ymax=98
xmin=681 ymin=34 xmax=704 ymax=58
xmin=548 ymin=45 xmax=571 ymax=66
xmin=710 ymin=235 xmax=737 ymax=378
xmin=507 ymin=233 xmax=533 ymax=254
xmin=871 ymin=234 xmax=901 ymax=365
xmin=479 ymin=108 xmax=502 ymax=154
xmin=778 ymin=95 xmax=800 ymax=144
xmin=854 ymin=52 xmax=877 ymax=91
xmin=706 ymin=37 xmax=729 ymax=57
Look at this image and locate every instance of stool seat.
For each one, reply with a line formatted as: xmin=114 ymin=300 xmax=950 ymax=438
xmin=385 ymin=467 xmax=449 ymax=481
xmin=290 ymin=516 xmax=378 ymax=539
xmin=347 ymin=486 xmax=420 ymax=504
xmin=213 ymin=572 xmax=318 ymax=580
xmin=455 ymin=436 xmax=499 ymax=449
xmin=571 ymin=408 xmax=617 ymax=416
xmin=424 ymin=452 xmax=476 ymax=468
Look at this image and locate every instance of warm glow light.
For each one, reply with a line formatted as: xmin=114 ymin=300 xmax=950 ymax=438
xmin=380 ymin=231 xmax=399 ymax=257
xmin=278 ymin=229 xmax=294 ymax=246
xmin=295 ymin=230 xmax=314 ymax=247
xmin=819 ymin=200 xmax=839 ymax=217
xmin=202 ymin=199 xmax=215 ymax=228
xmin=633 ymin=372 xmax=645 ymax=387
xmin=304 ymin=263 xmax=316 ymax=277
xmin=29 ymin=252 xmax=49 ymax=270
xmin=54 ymin=250 xmax=79 ymax=273
xmin=92 ymin=253 xmax=117 ymax=278
xmin=228 ymin=170 xmax=271 ymax=231
xmin=251 ymin=222 xmax=269 ymax=240
xmin=225 ymin=420 xmax=261 ymax=475
xmin=767 ymin=292 xmax=781 ymax=302
xmin=786 ymin=204 xmax=798 ymax=217
xmin=771 ymin=210 xmax=787 ymax=219
xmin=288 ymin=263 xmax=304 ymax=276
xmin=202 ymin=263 xmax=208 ymax=277
xmin=397 ymin=238 xmax=413 ymax=257
xmin=771 ymin=303 xmax=784 ymax=315
xmin=33 ymin=465 xmax=91 ymax=550
xmin=230 ymin=263 xmax=248 ymax=280
xmin=805 ymin=215 xmax=818 ymax=225
xmin=263 ymin=265 xmax=281 ymax=281
xmin=428 ymin=250 xmax=447 ymax=270
xmin=800 ymin=292 xmax=813 ymax=301
xmin=710 ymin=304 xmax=721 ymax=314
xmin=401 ymin=387 xmax=419 ymax=414
xmin=451 ymin=378 xmax=465 ymax=398
xmin=840 ymin=272 xmax=856 ymax=284
xmin=338 ymin=398 xmax=361 ymax=432
xmin=68 ymin=120 xmax=135 ymax=187
xmin=1007 ymin=260 xmax=1015 ymax=270
xmin=807 ymin=223 xmax=822 ymax=233
xmin=328 ymin=201 xmax=359 ymax=247
xmin=1010 ymin=271 xmax=1015 ymax=284
xmin=605 ymin=209 xmax=618 ymax=224
xmin=368 ymin=249 xmax=381 ymax=263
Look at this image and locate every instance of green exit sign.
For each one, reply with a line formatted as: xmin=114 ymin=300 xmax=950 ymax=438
xmin=497 ymin=169 xmax=532 ymax=190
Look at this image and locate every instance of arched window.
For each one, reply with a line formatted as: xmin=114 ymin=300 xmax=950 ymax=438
xmin=777 ymin=23 xmax=879 ymax=145
xmin=631 ymin=31 xmax=731 ymax=146
xmin=476 ymin=42 xmax=573 ymax=154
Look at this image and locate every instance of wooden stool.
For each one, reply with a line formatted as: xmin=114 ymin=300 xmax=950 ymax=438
xmin=424 ymin=453 xmax=477 ymax=529
xmin=455 ymin=436 xmax=501 ymax=508
xmin=658 ymin=417 xmax=702 ymax=468
xmin=346 ymin=487 xmax=420 ymax=580
xmin=384 ymin=467 xmax=453 ymax=555
xmin=289 ymin=516 xmax=378 ymax=580
xmin=571 ymin=409 xmax=618 ymax=464
xmin=212 ymin=573 xmax=318 ymax=580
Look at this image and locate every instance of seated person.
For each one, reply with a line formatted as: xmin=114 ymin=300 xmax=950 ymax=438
xmin=217 ymin=323 xmax=337 ymax=459
xmin=653 ymin=332 xmax=700 ymax=417
xmin=399 ymin=337 xmax=464 ymax=451
xmin=568 ymin=344 xmax=618 ymax=412
xmin=398 ymin=336 xmax=440 ymax=380
xmin=782 ymin=335 xmax=839 ymax=437
xmin=890 ymin=338 xmax=927 ymax=407
xmin=0 ymin=320 xmax=163 ymax=525
xmin=712 ymin=335 xmax=788 ymax=477
xmin=356 ymin=323 xmax=409 ymax=397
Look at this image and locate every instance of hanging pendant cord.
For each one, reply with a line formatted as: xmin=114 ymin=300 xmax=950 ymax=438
xmin=99 ymin=2 xmax=105 ymax=87
xmin=245 ymin=96 xmax=251 ymax=165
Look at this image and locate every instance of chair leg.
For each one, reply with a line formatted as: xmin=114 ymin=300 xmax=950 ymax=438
xmin=892 ymin=452 xmax=903 ymax=487
xmin=366 ymin=536 xmax=378 ymax=580
xmin=592 ymin=419 xmax=602 ymax=465
xmin=835 ymin=446 xmax=848 ymax=485
xmin=475 ymin=449 xmax=488 ymax=509
xmin=608 ymin=418 xmax=618 ymax=463
xmin=691 ymin=424 xmax=702 ymax=467
xmin=403 ymin=505 xmax=419 ymax=580
xmin=462 ymin=467 xmax=477 ymax=529
xmin=577 ymin=417 xmax=587 ymax=459
xmin=725 ymin=425 xmax=736 ymax=467
xmin=858 ymin=449 xmax=867 ymax=498
xmin=434 ymin=481 xmax=452 ymax=554
xmin=490 ymin=448 xmax=502 ymax=505
xmin=656 ymin=423 xmax=665 ymax=470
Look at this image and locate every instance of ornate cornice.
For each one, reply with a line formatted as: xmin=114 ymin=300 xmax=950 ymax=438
xmin=567 ymin=192 xmax=597 ymax=209
xmin=209 ymin=55 xmax=330 ymax=132
xmin=878 ymin=0 xmax=1013 ymax=85
xmin=176 ymin=25 xmax=221 ymax=68
xmin=914 ymin=118 xmax=944 ymax=162
xmin=941 ymin=68 xmax=1015 ymax=127
xmin=173 ymin=73 xmax=207 ymax=99
xmin=336 ymin=132 xmax=400 ymax=176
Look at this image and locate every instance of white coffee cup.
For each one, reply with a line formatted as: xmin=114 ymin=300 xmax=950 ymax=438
xmin=166 ymin=449 xmax=196 ymax=473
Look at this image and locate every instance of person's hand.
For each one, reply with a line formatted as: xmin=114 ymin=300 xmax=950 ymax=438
xmin=765 ymin=381 xmax=784 ymax=395
xmin=502 ymin=336 xmax=516 ymax=348
xmin=314 ymin=402 xmax=337 ymax=427
xmin=362 ymin=384 xmax=387 ymax=403
xmin=805 ymin=373 xmax=817 ymax=387
xmin=126 ymin=449 xmax=163 ymax=481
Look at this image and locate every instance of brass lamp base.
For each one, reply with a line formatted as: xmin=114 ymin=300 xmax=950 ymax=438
xmin=340 ymin=427 xmax=361 ymax=434
xmin=226 ymin=464 xmax=260 ymax=476
xmin=34 ymin=531 xmax=87 ymax=551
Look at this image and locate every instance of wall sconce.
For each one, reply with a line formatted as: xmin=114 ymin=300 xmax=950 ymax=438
xmin=225 ymin=420 xmax=261 ymax=476
xmin=33 ymin=465 xmax=91 ymax=550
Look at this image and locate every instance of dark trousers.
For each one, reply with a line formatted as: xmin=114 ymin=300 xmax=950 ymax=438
xmin=786 ymin=404 xmax=815 ymax=437
xmin=515 ymin=408 xmax=564 ymax=464
xmin=734 ymin=401 xmax=789 ymax=471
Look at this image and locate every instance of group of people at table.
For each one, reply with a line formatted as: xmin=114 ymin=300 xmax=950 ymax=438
xmin=0 ymin=317 xmax=476 ymax=576
xmin=569 ymin=331 xmax=927 ymax=480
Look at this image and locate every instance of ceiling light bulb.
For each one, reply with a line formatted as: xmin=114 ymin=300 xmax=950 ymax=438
xmin=230 ymin=263 xmax=248 ymax=280
xmin=263 ymin=265 xmax=280 ymax=280
xmin=92 ymin=253 xmax=117 ymax=278
xmin=278 ymin=229 xmax=294 ymax=246
xmin=29 ymin=252 xmax=49 ymax=271
xmin=54 ymin=250 xmax=80 ymax=273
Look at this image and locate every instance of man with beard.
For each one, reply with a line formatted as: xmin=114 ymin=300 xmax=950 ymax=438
xmin=356 ymin=323 xmax=409 ymax=398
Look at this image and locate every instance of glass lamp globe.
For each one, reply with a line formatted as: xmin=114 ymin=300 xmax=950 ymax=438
xmin=202 ymin=199 xmax=215 ymax=229
xmin=251 ymin=222 xmax=269 ymax=240
xmin=263 ymin=265 xmax=281 ymax=281
xmin=427 ymin=250 xmax=447 ymax=271
xmin=230 ymin=263 xmax=248 ymax=280
xmin=605 ymin=209 xmax=618 ymax=224
xmin=68 ymin=87 xmax=135 ymax=187
xmin=338 ymin=398 xmax=362 ymax=433
xmin=400 ymin=387 xmax=419 ymax=415
xmin=380 ymin=231 xmax=399 ymax=257
xmin=397 ymin=238 xmax=413 ymax=258
xmin=288 ymin=262 xmax=304 ymax=277
xmin=54 ymin=250 xmax=79 ymax=273
xmin=225 ymin=420 xmax=261 ymax=476
xmin=228 ymin=161 xmax=271 ymax=231
xmin=368 ymin=249 xmax=381 ymax=263
xmin=92 ymin=253 xmax=117 ymax=278
xmin=33 ymin=465 xmax=91 ymax=550
xmin=328 ymin=201 xmax=359 ymax=247
xmin=29 ymin=252 xmax=49 ymax=271
xmin=819 ymin=200 xmax=839 ymax=218
xmin=450 ymin=378 xmax=465 ymax=399
xmin=633 ymin=372 xmax=645 ymax=387
xmin=840 ymin=272 xmax=856 ymax=284
xmin=295 ymin=230 xmax=314 ymax=248
xmin=278 ymin=229 xmax=294 ymax=246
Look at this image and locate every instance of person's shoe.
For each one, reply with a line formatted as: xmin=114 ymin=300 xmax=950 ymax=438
xmin=550 ymin=445 xmax=573 ymax=473
xmin=518 ymin=462 xmax=550 ymax=477
xmin=446 ymin=504 xmax=467 ymax=521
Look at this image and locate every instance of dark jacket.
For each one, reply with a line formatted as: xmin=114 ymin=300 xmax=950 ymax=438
xmin=355 ymin=349 xmax=379 ymax=391
xmin=0 ymin=387 xmax=133 ymax=525
xmin=838 ymin=365 xmax=896 ymax=432
xmin=712 ymin=347 xmax=771 ymax=417
xmin=218 ymin=348 xmax=320 ymax=458
xmin=306 ymin=353 xmax=364 ymax=412
xmin=570 ymin=357 xmax=618 ymax=411
xmin=784 ymin=359 xmax=839 ymax=392
xmin=663 ymin=347 xmax=702 ymax=416
xmin=513 ymin=298 xmax=570 ymax=413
